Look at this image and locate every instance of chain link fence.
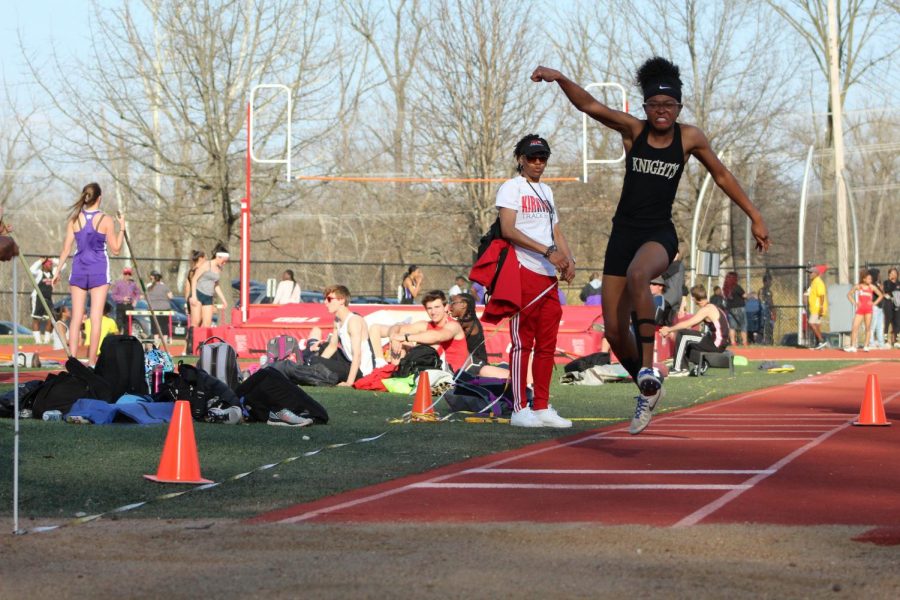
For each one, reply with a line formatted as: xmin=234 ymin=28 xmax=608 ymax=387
xmin=3 ymin=253 xmax=896 ymax=345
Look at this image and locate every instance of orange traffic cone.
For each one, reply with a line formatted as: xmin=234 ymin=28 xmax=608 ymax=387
xmin=410 ymin=370 xmax=437 ymax=422
xmin=853 ymin=374 xmax=891 ymax=427
xmin=144 ymin=400 xmax=214 ymax=483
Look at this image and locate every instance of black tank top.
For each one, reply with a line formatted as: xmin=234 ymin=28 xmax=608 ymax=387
xmin=613 ymin=123 xmax=685 ymax=228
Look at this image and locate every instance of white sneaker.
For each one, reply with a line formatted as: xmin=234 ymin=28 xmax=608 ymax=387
xmin=667 ymin=369 xmax=690 ymax=377
xmin=894 ymin=342 xmax=900 ymax=349
xmin=629 ymin=395 xmax=652 ymax=435
xmin=510 ymin=407 xmax=543 ymax=428
xmin=267 ymin=409 xmax=313 ymax=427
xmin=844 ymin=346 xmax=857 ymax=353
xmin=534 ymin=405 xmax=572 ymax=428
xmin=637 ymin=367 xmax=663 ymax=408
xmin=815 ymin=341 xmax=829 ymax=350
xmin=863 ymin=346 xmax=870 ymax=352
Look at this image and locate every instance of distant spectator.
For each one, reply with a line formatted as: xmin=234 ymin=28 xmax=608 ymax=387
xmin=29 ymin=257 xmax=61 ymax=344
xmin=370 ymin=290 xmax=469 ymax=373
xmin=845 ymin=269 xmax=883 ymax=352
xmin=183 ymin=250 xmax=206 ymax=356
xmin=660 ymin=285 xmax=730 ymax=375
xmin=722 ymin=271 xmax=747 ymax=347
xmin=190 ymin=245 xmax=229 ymax=327
xmin=400 ymin=265 xmax=423 ymax=304
xmin=449 ymin=293 xmax=510 ymax=378
xmin=744 ymin=291 xmax=762 ymax=343
xmin=307 ymin=285 xmax=375 ymax=386
xmin=83 ymin=301 xmax=119 ymax=356
xmin=110 ymin=266 xmax=141 ymax=333
xmin=273 ymin=269 xmax=301 ymax=304
xmin=868 ymin=268 xmax=886 ymax=348
xmin=448 ymin=275 xmax=468 ymax=298
xmin=758 ymin=271 xmax=775 ymax=345
xmin=710 ymin=286 xmax=726 ymax=311
xmin=146 ymin=270 xmax=174 ymax=346
xmin=649 ymin=276 xmax=671 ymax=326
xmin=805 ymin=264 xmax=828 ymax=349
xmin=52 ymin=182 xmax=125 ymax=366
xmin=662 ymin=250 xmax=687 ymax=318
xmin=471 ymin=281 xmax=486 ymax=304
xmin=883 ymin=267 xmax=900 ymax=348
xmin=579 ymin=271 xmax=602 ymax=306
xmin=53 ymin=305 xmax=71 ymax=351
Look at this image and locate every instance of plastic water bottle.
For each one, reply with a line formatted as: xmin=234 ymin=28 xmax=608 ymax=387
xmin=152 ymin=364 xmax=163 ymax=393
xmin=42 ymin=410 xmax=63 ymax=422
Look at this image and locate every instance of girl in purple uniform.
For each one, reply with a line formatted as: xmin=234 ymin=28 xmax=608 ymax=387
xmin=52 ymin=183 xmax=125 ymax=365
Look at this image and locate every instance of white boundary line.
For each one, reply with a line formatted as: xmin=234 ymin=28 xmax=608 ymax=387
xmin=673 ymin=387 xmax=900 ymax=528
xmin=465 ymin=468 xmax=774 ymax=475
xmin=412 ymin=483 xmax=750 ymax=491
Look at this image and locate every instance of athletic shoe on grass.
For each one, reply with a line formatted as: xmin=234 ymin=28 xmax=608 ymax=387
xmin=208 ymin=406 xmax=243 ymax=425
xmin=534 ymin=405 xmax=572 ymax=428
xmin=267 ymin=409 xmax=313 ymax=427
xmin=667 ymin=369 xmax=690 ymax=377
xmin=629 ymin=395 xmax=652 ymax=435
xmin=510 ymin=407 xmax=543 ymax=428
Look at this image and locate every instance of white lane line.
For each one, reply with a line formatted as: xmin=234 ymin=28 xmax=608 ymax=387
xmin=412 ymin=483 xmax=750 ymax=491
xmin=651 ymin=424 xmax=835 ymax=428
xmin=598 ymin=437 xmax=816 ymax=441
xmin=465 ymin=468 xmax=774 ymax=475
xmin=663 ymin=414 xmax=853 ymax=419
xmin=673 ymin=386 xmax=900 ymax=528
xmin=276 ymin=430 xmax=613 ymax=523
xmin=641 ymin=429 xmax=831 ymax=433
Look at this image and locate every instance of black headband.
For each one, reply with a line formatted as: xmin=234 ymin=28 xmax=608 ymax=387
xmin=642 ymin=79 xmax=682 ymax=103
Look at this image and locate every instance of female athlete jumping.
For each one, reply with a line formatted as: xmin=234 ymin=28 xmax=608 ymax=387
xmin=532 ymin=57 xmax=771 ymax=434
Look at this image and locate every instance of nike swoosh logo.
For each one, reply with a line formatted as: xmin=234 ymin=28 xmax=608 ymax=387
xmin=659 ymin=85 xmax=671 ymax=90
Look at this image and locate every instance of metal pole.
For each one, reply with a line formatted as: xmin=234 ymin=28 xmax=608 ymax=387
xmin=843 ymin=173 xmax=860 ymax=281
xmin=581 ymin=82 xmax=627 ymax=182
xmin=828 ymin=0 xmax=849 ymax=283
xmin=12 ymin=258 xmax=20 ymax=534
xmin=689 ymin=172 xmax=714 ymax=310
xmin=797 ymin=146 xmax=814 ymax=346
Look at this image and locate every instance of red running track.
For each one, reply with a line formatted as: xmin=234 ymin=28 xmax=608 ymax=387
xmin=253 ymin=362 xmax=900 ymax=528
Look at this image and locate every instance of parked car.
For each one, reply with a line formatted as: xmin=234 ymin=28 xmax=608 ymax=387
xmin=232 ymin=279 xmax=273 ymax=306
xmin=0 ymin=321 xmax=32 ymax=335
xmin=300 ymin=290 xmax=324 ymax=303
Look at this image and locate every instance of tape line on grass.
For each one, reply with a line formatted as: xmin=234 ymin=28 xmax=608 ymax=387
xmin=17 ymin=431 xmax=388 ymax=536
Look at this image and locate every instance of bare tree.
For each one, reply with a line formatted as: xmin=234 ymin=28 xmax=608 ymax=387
xmin=23 ymin=0 xmax=336 ymax=250
xmin=414 ymin=0 xmax=552 ymax=254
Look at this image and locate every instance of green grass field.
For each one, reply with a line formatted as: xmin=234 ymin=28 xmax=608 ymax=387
xmin=0 ymin=360 xmax=856 ymax=521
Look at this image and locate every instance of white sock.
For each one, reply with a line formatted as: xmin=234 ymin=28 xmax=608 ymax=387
xmin=33 ymin=331 xmax=42 ymax=344
xmin=43 ymin=331 xmax=51 ymax=344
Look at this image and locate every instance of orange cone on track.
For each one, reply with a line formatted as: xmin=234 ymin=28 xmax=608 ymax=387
xmin=144 ymin=400 xmax=214 ymax=483
xmin=411 ymin=370 xmax=437 ymax=422
xmin=853 ymin=374 xmax=891 ymax=427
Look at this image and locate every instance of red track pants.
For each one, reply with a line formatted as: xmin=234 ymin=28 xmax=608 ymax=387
xmin=509 ymin=266 xmax=560 ymax=412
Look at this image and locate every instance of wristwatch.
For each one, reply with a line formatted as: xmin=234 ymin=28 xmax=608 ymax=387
xmin=543 ymin=244 xmax=557 ymax=258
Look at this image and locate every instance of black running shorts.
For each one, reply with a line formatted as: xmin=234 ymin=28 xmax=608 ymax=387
xmin=602 ymin=222 xmax=678 ymax=277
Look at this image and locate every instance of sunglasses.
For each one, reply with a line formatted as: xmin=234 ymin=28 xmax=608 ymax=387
xmin=325 ymin=295 xmax=339 ymax=302
xmin=524 ymin=155 xmax=549 ymax=163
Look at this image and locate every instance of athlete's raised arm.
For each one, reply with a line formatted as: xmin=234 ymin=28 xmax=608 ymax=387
xmin=531 ymin=66 xmax=642 ymax=142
